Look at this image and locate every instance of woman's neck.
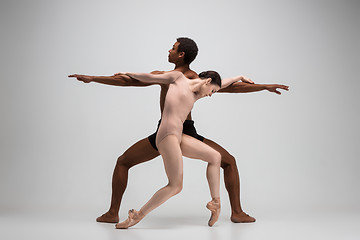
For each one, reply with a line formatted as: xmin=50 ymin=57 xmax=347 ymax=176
xmin=188 ymin=79 xmax=204 ymax=98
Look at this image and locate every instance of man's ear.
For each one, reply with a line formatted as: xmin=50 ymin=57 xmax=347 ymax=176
xmin=179 ymin=52 xmax=185 ymax=58
xmin=206 ymin=78 xmax=212 ymax=84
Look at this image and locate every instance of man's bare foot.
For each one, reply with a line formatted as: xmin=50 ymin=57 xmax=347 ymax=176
xmin=96 ymin=212 xmax=119 ymax=223
xmin=206 ymin=198 xmax=221 ymax=227
xmin=115 ymin=209 xmax=145 ymax=229
xmin=231 ymin=211 xmax=256 ymax=223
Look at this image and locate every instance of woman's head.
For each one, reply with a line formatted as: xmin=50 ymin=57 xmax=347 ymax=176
xmin=198 ymin=70 xmax=222 ymax=97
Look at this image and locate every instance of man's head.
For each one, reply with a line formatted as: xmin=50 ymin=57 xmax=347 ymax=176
xmin=198 ymin=70 xmax=222 ymax=97
xmin=168 ymin=37 xmax=198 ymax=65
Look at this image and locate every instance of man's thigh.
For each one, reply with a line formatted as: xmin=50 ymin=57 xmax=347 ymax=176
xmin=120 ymin=137 xmax=160 ymax=168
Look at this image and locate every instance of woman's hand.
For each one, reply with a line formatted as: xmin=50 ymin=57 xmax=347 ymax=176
xmin=113 ymin=72 xmax=127 ymax=76
xmin=240 ymin=76 xmax=254 ymax=84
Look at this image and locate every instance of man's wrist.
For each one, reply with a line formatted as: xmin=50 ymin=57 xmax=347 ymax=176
xmin=89 ymin=76 xmax=96 ymax=82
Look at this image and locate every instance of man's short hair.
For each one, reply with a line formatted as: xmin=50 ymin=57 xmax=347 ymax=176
xmin=176 ymin=37 xmax=198 ymax=65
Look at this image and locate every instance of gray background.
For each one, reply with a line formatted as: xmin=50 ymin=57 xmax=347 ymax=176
xmin=0 ymin=0 xmax=359 ymax=238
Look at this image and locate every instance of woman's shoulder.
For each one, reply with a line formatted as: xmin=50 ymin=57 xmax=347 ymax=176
xmin=166 ymin=71 xmax=185 ymax=82
xmin=169 ymin=70 xmax=184 ymax=77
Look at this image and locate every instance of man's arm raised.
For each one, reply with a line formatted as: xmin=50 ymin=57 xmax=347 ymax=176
xmin=219 ymin=81 xmax=289 ymax=95
xmin=68 ymin=74 xmax=156 ymax=87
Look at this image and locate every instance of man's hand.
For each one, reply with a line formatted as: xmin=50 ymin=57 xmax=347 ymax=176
xmin=68 ymin=74 xmax=93 ymax=83
xmin=240 ymin=76 xmax=254 ymax=84
xmin=266 ymin=84 xmax=289 ymax=95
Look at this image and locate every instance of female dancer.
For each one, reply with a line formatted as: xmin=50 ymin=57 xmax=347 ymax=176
xmin=115 ymin=70 xmax=240 ymax=228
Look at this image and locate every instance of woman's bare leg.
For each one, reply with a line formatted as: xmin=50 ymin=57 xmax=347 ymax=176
xmin=116 ymin=135 xmax=183 ymax=229
xmin=180 ymin=134 xmax=221 ymax=226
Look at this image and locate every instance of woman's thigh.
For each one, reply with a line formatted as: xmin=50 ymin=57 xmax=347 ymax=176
xmin=180 ymin=134 xmax=220 ymax=163
xmin=157 ymin=135 xmax=183 ymax=182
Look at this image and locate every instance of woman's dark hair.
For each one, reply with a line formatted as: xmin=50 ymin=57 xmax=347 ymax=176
xmin=176 ymin=37 xmax=198 ymax=65
xmin=199 ymin=70 xmax=222 ymax=88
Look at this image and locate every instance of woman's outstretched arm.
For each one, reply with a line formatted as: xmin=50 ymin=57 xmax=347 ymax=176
xmin=124 ymin=71 xmax=182 ymax=85
xmin=220 ymin=75 xmax=253 ymax=89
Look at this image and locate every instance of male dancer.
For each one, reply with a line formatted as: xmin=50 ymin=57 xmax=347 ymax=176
xmin=69 ymin=37 xmax=289 ymax=223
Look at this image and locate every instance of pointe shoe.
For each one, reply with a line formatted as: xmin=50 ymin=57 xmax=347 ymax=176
xmin=115 ymin=209 xmax=144 ymax=229
xmin=206 ymin=198 xmax=221 ymax=227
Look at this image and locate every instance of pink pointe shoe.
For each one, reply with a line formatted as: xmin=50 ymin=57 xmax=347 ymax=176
xmin=206 ymin=198 xmax=221 ymax=227
xmin=115 ymin=209 xmax=144 ymax=229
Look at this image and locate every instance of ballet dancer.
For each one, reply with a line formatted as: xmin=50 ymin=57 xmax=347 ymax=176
xmin=68 ymin=37 xmax=288 ymax=224
xmin=112 ymin=70 xmax=240 ymax=228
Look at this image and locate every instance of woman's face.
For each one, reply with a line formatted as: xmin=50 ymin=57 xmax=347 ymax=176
xmin=200 ymin=79 xmax=221 ymax=97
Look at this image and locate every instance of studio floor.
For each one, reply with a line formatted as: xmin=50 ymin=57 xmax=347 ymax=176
xmin=1 ymin=209 xmax=359 ymax=240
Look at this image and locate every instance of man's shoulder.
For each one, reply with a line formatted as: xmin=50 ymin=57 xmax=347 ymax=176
xmin=151 ymin=69 xmax=196 ymax=79
xmin=184 ymin=70 xmax=198 ymax=79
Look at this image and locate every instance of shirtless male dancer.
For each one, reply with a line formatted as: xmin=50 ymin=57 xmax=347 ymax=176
xmin=69 ymin=37 xmax=289 ymax=223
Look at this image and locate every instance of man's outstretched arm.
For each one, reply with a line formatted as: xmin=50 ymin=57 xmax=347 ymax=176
xmin=219 ymin=81 xmax=289 ymax=95
xmin=68 ymin=74 xmax=156 ymax=87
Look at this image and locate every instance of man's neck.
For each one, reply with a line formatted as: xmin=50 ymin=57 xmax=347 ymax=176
xmin=174 ymin=63 xmax=191 ymax=72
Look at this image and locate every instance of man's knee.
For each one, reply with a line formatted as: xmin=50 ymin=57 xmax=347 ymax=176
xmin=116 ymin=154 xmax=132 ymax=169
xmin=220 ymin=153 xmax=237 ymax=169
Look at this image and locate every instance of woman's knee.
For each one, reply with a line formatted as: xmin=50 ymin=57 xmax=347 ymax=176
xmin=209 ymin=151 xmax=222 ymax=166
xmin=168 ymin=178 xmax=183 ymax=195
xmin=173 ymin=183 xmax=183 ymax=195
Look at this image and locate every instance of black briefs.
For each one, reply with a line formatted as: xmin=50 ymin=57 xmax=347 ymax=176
xmin=148 ymin=120 xmax=204 ymax=151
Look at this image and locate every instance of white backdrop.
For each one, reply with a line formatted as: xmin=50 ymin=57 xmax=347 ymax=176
xmin=1 ymin=0 xmax=359 ymax=221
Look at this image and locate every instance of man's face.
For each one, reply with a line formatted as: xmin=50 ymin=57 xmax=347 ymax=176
xmin=168 ymin=42 xmax=182 ymax=63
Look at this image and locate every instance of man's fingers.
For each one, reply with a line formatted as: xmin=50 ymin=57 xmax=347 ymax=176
xmin=69 ymin=74 xmax=80 ymax=78
xmin=281 ymin=85 xmax=289 ymax=91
